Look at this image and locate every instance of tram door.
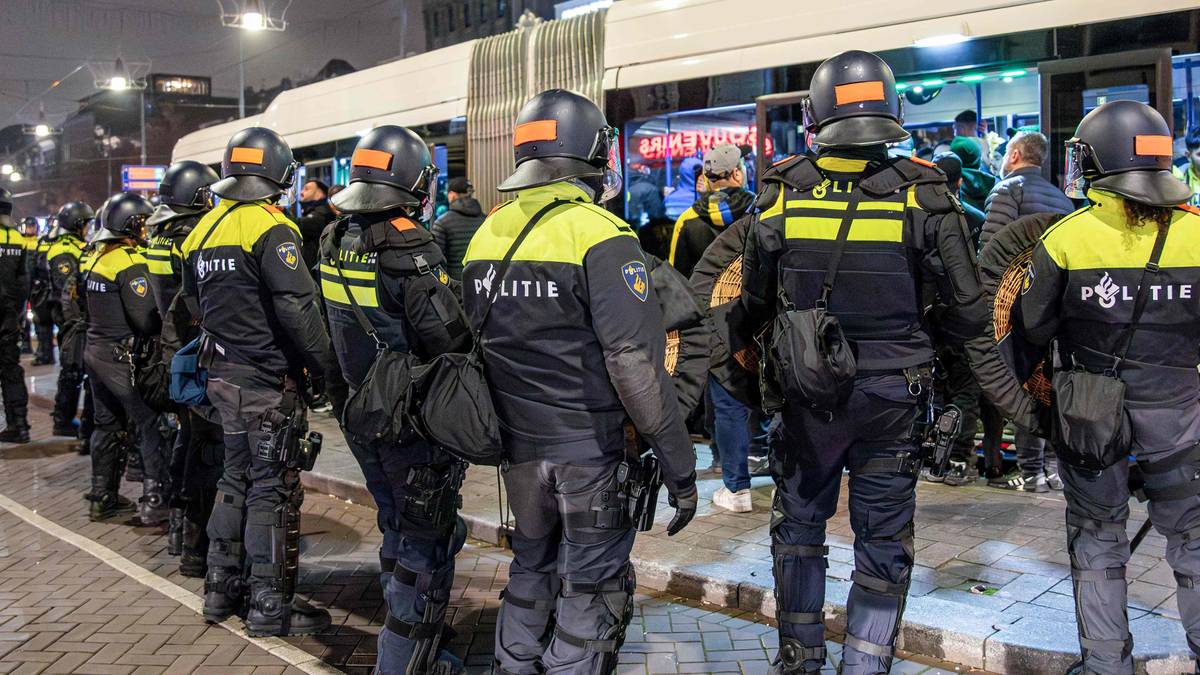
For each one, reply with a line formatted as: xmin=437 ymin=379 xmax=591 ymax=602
xmin=1039 ymin=48 xmax=1173 ymax=190
xmin=755 ymin=91 xmax=810 ymax=183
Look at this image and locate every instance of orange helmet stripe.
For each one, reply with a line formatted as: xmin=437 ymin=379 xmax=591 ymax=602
xmin=352 ymin=147 xmax=394 ymax=170
xmin=1134 ymin=135 xmax=1172 ymax=157
xmin=229 ymin=147 xmax=265 ymax=164
xmin=834 ymin=81 xmax=886 ymax=106
xmin=514 ymin=120 xmax=558 ymax=146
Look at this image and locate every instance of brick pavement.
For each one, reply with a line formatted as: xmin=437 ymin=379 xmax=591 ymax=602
xmin=5 ymin=356 xmax=970 ymax=674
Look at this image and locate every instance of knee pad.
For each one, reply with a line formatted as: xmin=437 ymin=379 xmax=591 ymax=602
xmin=248 ymin=498 xmax=301 ymax=596
xmin=555 ymin=565 xmax=636 ymax=674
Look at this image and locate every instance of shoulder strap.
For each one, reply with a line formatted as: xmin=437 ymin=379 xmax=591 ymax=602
xmin=475 ymin=199 xmax=568 ymax=335
xmin=817 ymin=191 xmax=863 ymax=308
xmin=194 ymin=203 xmax=248 ymax=253
xmin=1114 ymin=225 xmax=1169 ymax=364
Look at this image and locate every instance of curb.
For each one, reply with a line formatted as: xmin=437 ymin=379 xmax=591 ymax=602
xmin=302 ymin=469 xmax=1194 ymax=674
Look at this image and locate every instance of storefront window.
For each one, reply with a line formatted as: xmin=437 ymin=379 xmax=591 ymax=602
xmin=623 ymin=104 xmax=769 ymax=229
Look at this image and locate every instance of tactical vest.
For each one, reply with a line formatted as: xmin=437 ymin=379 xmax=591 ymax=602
xmin=0 ymin=226 xmax=25 ymax=300
xmin=320 ymin=215 xmax=458 ymax=388
xmin=82 ymin=245 xmax=149 ymax=344
xmin=145 ymin=214 xmax=201 ymax=318
xmin=760 ymin=155 xmax=955 ymax=370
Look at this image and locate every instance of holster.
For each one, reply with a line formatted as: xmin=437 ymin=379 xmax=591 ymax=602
xmin=400 ymin=461 xmax=466 ymax=535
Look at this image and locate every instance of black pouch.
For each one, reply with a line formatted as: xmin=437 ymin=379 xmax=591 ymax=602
xmin=1052 ymin=365 xmax=1130 ymax=470
xmin=768 ymin=306 xmax=856 ymax=412
xmin=132 ymin=337 xmax=177 ymax=414
xmin=408 ymin=351 xmax=503 ymax=465
xmin=342 ymin=347 xmax=420 ymax=445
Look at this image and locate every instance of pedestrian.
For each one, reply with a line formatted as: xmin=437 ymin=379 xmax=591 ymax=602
xmin=1004 ymin=100 xmax=1200 ymax=674
xmin=950 ymin=134 xmax=996 ymax=214
xmin=323 ymin=125 xmax=471 ymax=674
xmin=932 ymin=152 xmax=985 ymax=249
xmin=668 ymin=144 xmax=755 ymax=277
xmin=0 ymin=188 xmax=30 ymax=443
xmin=429 ymin=176 xmax=484 ymax=281
xmin=46 ymin=202 xmax=93 ymax=438
xmin=742 ymin=51 xmax=986 ymax=674
xmin=978 ymin=130 xmax=1075 ymax=493
xmin=297 ymin=179 xmax=334 ymax=280
xmin=82 ymin=193 xmax=169 ymax=524
xmin=144 ymin=160 xmax=224 ymax=576
xmin=1172 ymin=126 xmax=1200 ymax=206
xmin=181 ymin=127 xmax=335 ymax=636
xmin=462 ymin=89 xmax=697 ymax=674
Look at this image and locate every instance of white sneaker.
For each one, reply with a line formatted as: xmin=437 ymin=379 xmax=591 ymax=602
xmin=712 ymin=486 xmax=752 ymax=513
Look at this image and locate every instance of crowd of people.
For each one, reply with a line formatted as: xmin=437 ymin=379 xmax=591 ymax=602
xmin=0 ymin=46 xmax=1196 ymax=675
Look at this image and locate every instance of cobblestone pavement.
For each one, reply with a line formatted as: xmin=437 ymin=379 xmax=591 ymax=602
xmin=4 ymin=357 xmax=974 ymax=674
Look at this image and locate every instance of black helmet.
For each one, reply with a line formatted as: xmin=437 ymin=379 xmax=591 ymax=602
xmin=92 ymin=192 xmax=152 ymax=245
xmin=1064 ymin=100 xmax=1190 ymax=207
xmin=210 ymin=127 xmax=297 ymax=202
xmin=148 ymin=160 xmax=219 ymax=226
xmin=55 ymin=201 xmax=94 ymax=237
xmin=19 ymin=216 xmax=38 ymax=237
xmin=0 ymin=187 xmax=11 ymax=227
xmin=498 ymin=89 xmax=619 ymax=193
xmin=331 ymin=125 xmax=437 ymax=216
xmin=804 ymin=50 xmax=908 ymax=148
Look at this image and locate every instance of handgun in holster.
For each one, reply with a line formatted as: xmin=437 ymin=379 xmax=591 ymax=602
xmin=256 ymin=409 xmax=323 ymax=471
xmin=617 ymin=452 xmax=663 ymax=533
xmin=923 ymin=405 xmax=963 ymax=478
xmin=403 ymin=461 xmax=466 ymax=533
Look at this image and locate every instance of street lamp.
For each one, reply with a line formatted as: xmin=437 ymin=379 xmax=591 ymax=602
xmin=1 ymin=165 xmax=11 ymax=176
xmin=9 ymin=172 xmax=22 ymax=182
xmin=92 ymin=57 xmax=150 ymax=165
xmin=218 ymin=0 xmax=290 ymax=118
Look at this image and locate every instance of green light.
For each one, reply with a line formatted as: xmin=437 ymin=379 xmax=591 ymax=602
xmin=1001 ymin=69 xmax=1026 ymax=78
xmin=921 ymin=78 xmax=945 ymax=87
xmin=960 ymin=74 xmax=986 ymax=82
xmin=895 ymin=83 xmax=908 ymax=91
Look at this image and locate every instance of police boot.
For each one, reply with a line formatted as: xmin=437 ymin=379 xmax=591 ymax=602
xmin=125 ymin=450 xmax=145 ymax=483
xmin=167 ymin=507 xmax=185 ymax=555
xmin=179 ymin=517 xmax=208 ymax=578
xmin=0 ymin=406 xmax=30 ymax=444
xmin=77 ymin=435 xmax=90 ymax=456
xmin=244 ymin=587 xmax=331 ymax=637
xmin=203 ymin=567 xmax=245 ymax=623
xmin=51 ymin=417 xmax=78 ymax=438
xmin=137 ymin=479 xmax=170 ymax=526
xmin=771 ymin=637 xmax=826 ymax=674
xmin=89 ymin=477 xmax=135 ymax=521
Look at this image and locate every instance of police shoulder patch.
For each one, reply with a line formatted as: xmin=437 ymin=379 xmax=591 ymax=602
xmin=129 ymin=276 xmax=148 ymax=297
xmin=437 ymin=267 xmax=449 ymax=285
xmin=621 ymin=260 xmax=649 ymax=302
xmin=1020 ymin=263 xmax=1035 ymax=294
xmin=276 ymin=241 xmax=300 ymax=270
xmin=57 ymin=262 xmax=71 ymax=275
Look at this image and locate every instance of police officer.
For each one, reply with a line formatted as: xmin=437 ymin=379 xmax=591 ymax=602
xmin=83 ymin=193 xmax=169 ymax=522
xmin=461 ymin=89 xmax=698 ymax=674
xmin=0 ymin=188 xmax=30 ymax=443
xmin=741 ymin=51 xmax=986 ymax=674
xmin=146 ymin=160 xmax=224 ymax=576
xmin=1011 ymin=101 xmax=1200 ymax=674
xmin=29 ymin=217 xmax=56 ymax=366
xmin=181 ymin=127 xmax=334 ymax=636
xmin=46 ymin=201 xmax=93 ymax=438
xmin=18 ymin=217 xmax=38 ymax=358
xmin=323 ymin=125 xmax=471 ymax=674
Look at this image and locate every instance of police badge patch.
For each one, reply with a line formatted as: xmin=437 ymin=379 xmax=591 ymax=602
xmin=621 ymin=260 xmax=649 ymax=302
xmin=1021 ymin=264 xmax=1034 ymax=294
xmin=129 ymin=277 xmax=148 ymax=297
xmin=277 ymin=242 xmax=299 ymax=270
xmin=57 ymin=262 xmax=71 ymax=275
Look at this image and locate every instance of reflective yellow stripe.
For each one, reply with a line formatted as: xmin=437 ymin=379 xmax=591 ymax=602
xmin=320 ymin=276 xmax=379 ymax=307
xmin=815 ymin=157 xmax=869 ymax=173
xmin=906 ymin=186 xmax=920 ymax=209
xmin=319 ymin=263 xmax=374 ymax=281
xmin=761 ymin=190 xmax=785 ymax=221
xmin=788 ymin=200 xmax=847 ymax=211
xmin=859 ymin=201 xmax=905 ymax=212
xmin=785 ymin=217 xmax=903 ymax=242
xmin=145 ymin=258 xmax=173 ymax=276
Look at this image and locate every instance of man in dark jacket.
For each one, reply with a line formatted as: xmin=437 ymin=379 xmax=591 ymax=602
xmin=933 ymin=152 xmax=985 ymax=249
xmin=298 ymin=179 xmax=335 ymax=282
xmin=979 ymin=131 xmax=1075 ymax=493
xmin=429 ymin=176 xmax=483 ymax=281
xmin=950 ymin=135 xmax=996 ymax=213
xmin=668 ymin=144 xmax=755 ymax=277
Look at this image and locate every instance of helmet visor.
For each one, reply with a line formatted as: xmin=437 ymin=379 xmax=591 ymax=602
xmin=592 ymin=127 xmax=623 ymax=203
xmin=1064 ymin=140 xmax=1088 ymax=200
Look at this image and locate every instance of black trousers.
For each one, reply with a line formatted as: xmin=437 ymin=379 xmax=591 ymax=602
xmin=0 ymin=306 xmax=28 ymax=412
xmin=84 ymin=344 xmax=168 ymax=489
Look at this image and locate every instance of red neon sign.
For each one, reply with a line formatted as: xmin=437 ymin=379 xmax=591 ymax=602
xmin=635 ymin=127 xmax=773 ymax=161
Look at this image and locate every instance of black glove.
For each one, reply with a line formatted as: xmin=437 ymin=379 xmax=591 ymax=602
xmin=666 ymin=482 xmax=697 ymax=536
xmin=304 ymin=371 xmax=325 ymax=404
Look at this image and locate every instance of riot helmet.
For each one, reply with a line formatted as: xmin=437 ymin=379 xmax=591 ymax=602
xmin=331 ymin=125 xmax=438 ymax=219
xmin=497 ymin=89 xmax=621 ymax=200
xmin=55 ymin=201 xmax=94 ymax=237
xmin=803 ymin=50 xmax=909 ymax=148
xmin=0 ymin=187 xmax=12 ymax=227
xmin=19 ymin=217 xmax=38 ymax=237
xmin=1064 ymin=100 xmax=1191 ymax=207
xmin=209 ymin=127 xmax=297 ymax=202
xmin=91 ymin=192 xmax=152 ymax=245
xmin=149 ymin=160 xmax=218 ymax=226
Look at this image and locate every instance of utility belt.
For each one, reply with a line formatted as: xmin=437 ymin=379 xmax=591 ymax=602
xmin=255 ymin=388 xmax=323 ymax=471
xmin=851 ymin=365 xmax=961 ymax=478
xmin=400 ymin=460 xmax=467 ymax=534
